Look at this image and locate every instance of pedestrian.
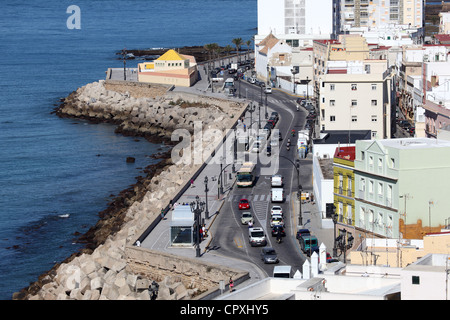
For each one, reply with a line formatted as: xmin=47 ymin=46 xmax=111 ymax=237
xmin=169 ymin=200 xmax=173 ymax=210
xmin=202 ymin=224 xmax=207 ymax=238
xmin=248 ymin=220 xmax=253 ymax=228
xmin=191 ymin=178 xmax=194 ymax=188
xmin=160 ymin=208 xmax=165 ymax=219
xmin=199 ymin=227 xmax=203 ymax=241
xmin=229 ymin=277 xmax=234 ymax=293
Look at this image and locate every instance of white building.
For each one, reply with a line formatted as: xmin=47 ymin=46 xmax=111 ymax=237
xmin=339 ymin=0 xmax=423 ymax=32
xmin=401 ymin=253 xmax=450 ymax=300
xmin=257 ymin=0 xmax=334 ymax=38
xmin=318 ymin=59 xmax=393 ymax=139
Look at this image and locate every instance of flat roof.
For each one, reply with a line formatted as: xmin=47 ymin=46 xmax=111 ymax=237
xmin=376 ymin=137 xmax=450 ymax=150
xmin=313 ymin=130 xmax=372 ymax=145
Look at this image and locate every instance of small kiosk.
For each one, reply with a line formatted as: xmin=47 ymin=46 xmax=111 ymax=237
xmin=170 ymin=205 xmax=195 ymax=246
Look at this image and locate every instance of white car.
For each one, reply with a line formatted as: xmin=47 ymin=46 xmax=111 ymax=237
xmin=264 ymin=86 xmax=272 ymax=94
xmin=271 ymin=205 xmax=283 ymax=216
xmin=241 ymin=212 xmax=254 ymax=225
xmin=270 ymin=216 xmax=284 ymax=227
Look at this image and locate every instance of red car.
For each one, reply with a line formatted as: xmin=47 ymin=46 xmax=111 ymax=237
xmin=238 ymin=198 xmax=250 ymax=210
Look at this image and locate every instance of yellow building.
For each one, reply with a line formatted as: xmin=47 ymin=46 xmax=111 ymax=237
xmin=137 ymin=49 xmax=198 ymax=87
xmin=333 ymin=146 xmax=356 ymax=226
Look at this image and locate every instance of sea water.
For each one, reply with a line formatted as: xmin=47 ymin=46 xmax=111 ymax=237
xmin=0 ymin=0 xmax=257 ymax=299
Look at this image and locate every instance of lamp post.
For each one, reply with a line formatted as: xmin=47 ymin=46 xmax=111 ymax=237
xmin=291 ymin=66 xmax=299 ymax=94
xmin=122 ymin=48 xmax=127 ymax=81
xmin=332 ymin=211 xmax=338 ymax=257
xmin=247 ymin=104 xmax=256 ymax=139
xmin=265 ymin=91 xmax=268 ymax=119
xmin=335 ymin=229 xmax=354 ymax=263
xmin=204 ymin=176 xmax=209 ymax=219
xmin=306 ymin=76 xmax=309 ymax=101
xmin=190 ymin=195 xmax=205 ymax=258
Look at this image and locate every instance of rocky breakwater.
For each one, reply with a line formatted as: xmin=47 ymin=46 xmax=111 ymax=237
xmin=14 ymin=80 xmax=248 ymax=300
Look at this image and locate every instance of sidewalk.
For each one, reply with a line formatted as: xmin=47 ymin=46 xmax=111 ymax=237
xmin=140 ymin=107 xmax=269 ymax=288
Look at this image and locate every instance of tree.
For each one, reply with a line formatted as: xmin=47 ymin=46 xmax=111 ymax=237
xmin=232 ymin=38 xmax=243 ymax=63
xmin=225 ymin=45 xmax=233 ymax=64
xmin=245 ymin=39 xmax=252 ymax=61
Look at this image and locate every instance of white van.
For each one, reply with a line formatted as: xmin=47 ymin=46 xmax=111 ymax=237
xmin=271 ymin=175 xmax=283 ymax=187
xmin=271 ymin=188 xmax=284 ymax=202
xmin=273 ymin=265 xmax=291 ymax=278
xmin=248 ymin=227 xmax=267 ymax=247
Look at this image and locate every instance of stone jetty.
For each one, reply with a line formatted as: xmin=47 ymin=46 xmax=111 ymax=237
xmin=13 ymin=80 xmax=248 ymax=300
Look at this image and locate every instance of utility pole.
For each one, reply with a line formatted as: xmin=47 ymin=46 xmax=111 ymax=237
xmin=122 ymin=48 xmax=127 ymax=81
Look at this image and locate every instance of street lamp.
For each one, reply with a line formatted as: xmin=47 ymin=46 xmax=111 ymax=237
xmin=291 ymin=66 xmax=299 ymax=94
xmin=204 ymin=176 xmax=209 ymax=219
xmin=335 ymin=229 xmax=354 ymax=263
xmin=190 ymin=195 xmax=205 ymax=258
xmin=331 ymin=209 xmax=338 ymax=257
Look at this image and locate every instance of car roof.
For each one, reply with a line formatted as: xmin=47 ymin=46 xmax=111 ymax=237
xmin=250 ymin=227 xmax=263 ymax=232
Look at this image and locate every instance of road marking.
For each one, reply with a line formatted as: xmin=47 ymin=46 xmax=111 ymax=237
xmin=234 ymin=236 xmax=243 ymax=248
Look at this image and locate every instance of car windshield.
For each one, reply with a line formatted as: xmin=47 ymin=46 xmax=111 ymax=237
xmin=242 ymin=213 xmax=251 ymax=218
xmin=265 ymin=249 xmax=276 ymax=255
xmin=272 ymin=206 xmax=281 ymax=210
xmin=240 ymin=199 xmax=248 ymax=203
xmin=251 ymin=231 xmax=264 ymax=237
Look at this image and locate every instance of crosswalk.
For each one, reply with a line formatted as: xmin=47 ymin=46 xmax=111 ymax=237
xmin=227 ymin=193 xmax=291 ymax=203
xmin=228 ymin=193 xmax=290 ymax=226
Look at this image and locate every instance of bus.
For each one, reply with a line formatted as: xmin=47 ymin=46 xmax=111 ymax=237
xmin=236 ymin=162 xmax=256 ymax=187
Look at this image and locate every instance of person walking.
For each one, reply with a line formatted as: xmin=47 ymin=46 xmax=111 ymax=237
xmin=229 ymin=277 xmax=234 ymax=293
xmin=191 ymin=178 xmax=194 ymax=188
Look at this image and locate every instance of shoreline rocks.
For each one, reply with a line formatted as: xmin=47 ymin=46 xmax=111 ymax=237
xmin=14 ymin=80 xmax=247 ymax=300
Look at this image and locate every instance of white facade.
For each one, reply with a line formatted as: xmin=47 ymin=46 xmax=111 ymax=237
xmin=318 ymin=60 xmax=392 ymax=139
xmin=401 ymin=254 xmax=450 ymax=300
xmin=339 ymin=0 xmax=423 ymax=31
xmin=257 ymin=0 xmax=334 ymax=38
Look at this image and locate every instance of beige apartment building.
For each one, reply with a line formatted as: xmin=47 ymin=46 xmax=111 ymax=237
xmin=318 ymin=59 xmax=393 ymax=139
xmin=339 ymin=0 xmax=423 ymax=31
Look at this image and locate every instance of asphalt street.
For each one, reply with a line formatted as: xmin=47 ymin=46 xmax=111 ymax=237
xmin=206 ymin=78 xmax=312 ymax=277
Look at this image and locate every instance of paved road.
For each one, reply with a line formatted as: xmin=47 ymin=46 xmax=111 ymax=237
xmin=205 ymin=78 xmax=313 ymax=277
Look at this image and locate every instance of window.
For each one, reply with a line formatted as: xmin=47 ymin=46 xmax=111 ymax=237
xmin=369 ymin=180 xmax=374 ymax=194
xmin=330 ymin=100 xmax=335 ymax=106
xmin=351 ymin=84 xmax=357 ymax=90
xmin=412 ymin=276 xmax=420 ymax=285
xmin=330 ymin=115 xmax=336 ymax=122
xmin=352 ymin=115 xmax=357 ymax=122
xmin=390 ymin=158 xmax=395 ymax=168
xmin=371 ymin=115 xmax=377 ymax=122
xmin=330 ymin=84 xmax=335 ymax=91
xmin=371 ymin=100 xmax=377 ymax=106
xmin=361 ymin=151 xmax=365 ymax=160
xmin=351 ymin=100 xmax=357 ymax=107
xmin=372 ymin=84 xmax=377 ymax=90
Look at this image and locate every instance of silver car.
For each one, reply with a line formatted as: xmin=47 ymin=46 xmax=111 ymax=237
xmin=260 ymin=247 xmax=279 ymax=264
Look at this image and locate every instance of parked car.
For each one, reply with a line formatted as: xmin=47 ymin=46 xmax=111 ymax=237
xmin=260 ymin=247 xmax=279 ymax=264
xmin=271 ymin=111 xmax=279 ymax=120
xmin=238 ymin=198 xmax=250 ymax=210
xmin=264 ymin=86 xmax=272 ymax=94
xmin=296 ymin=228 xmax=311 ymax=240
xmin=241 ymin=212 xmax=253 ymax=225
xmin=271 ymin=205 xmax=283 ymax=216
xmin=271 ymin=225 xmax=286 ymax=237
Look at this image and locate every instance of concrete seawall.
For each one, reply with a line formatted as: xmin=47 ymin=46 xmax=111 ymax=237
xmin=15 ymin=80 xmax=249 ymax=300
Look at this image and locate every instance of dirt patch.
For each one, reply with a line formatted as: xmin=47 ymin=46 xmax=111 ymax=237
xmin=104 ymin=82 xmax=168 ymax=99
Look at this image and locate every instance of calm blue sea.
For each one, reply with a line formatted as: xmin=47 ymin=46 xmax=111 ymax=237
xmin=0 ymin=0 xmax=257 ymax=299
